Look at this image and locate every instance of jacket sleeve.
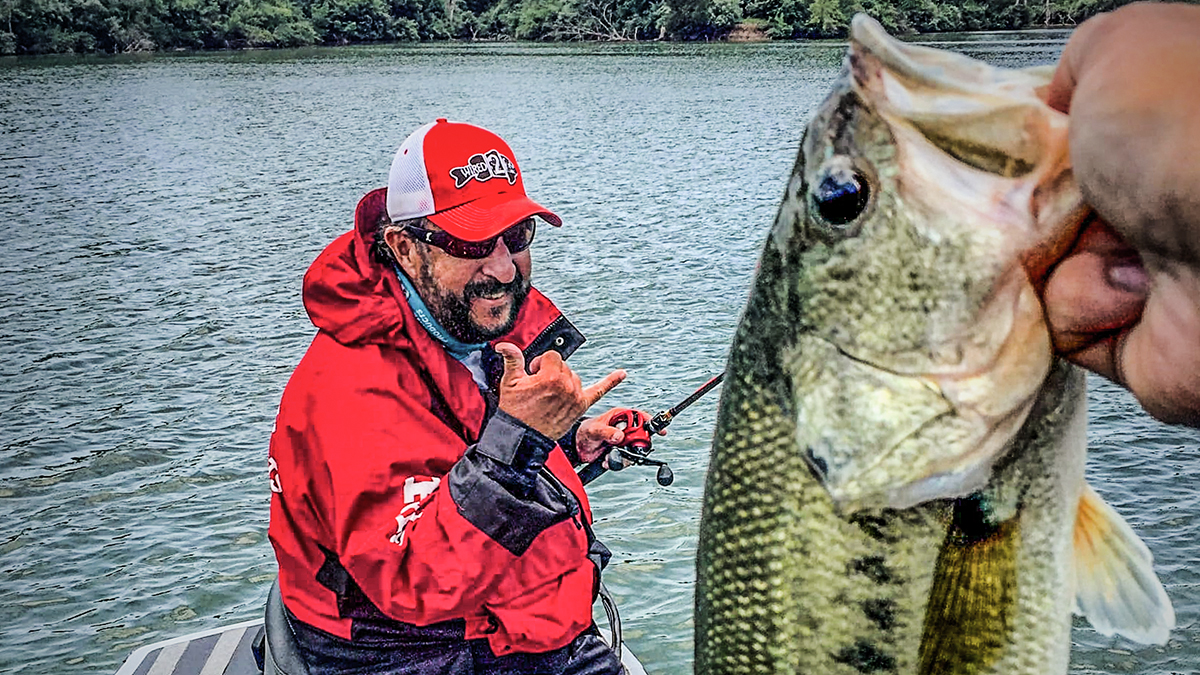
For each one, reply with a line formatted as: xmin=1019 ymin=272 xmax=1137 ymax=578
xmin=289 ymin=359 xmax=587 ymax=628
xmin=448 ymin=411 xmax=581 ymax=556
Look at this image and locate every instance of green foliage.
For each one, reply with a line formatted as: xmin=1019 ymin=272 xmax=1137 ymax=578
xmin=512 ymin=0 xmax=558 ymax=38
xmin=663 ymin=0 xmax=726 ymax=38
xmin=806 ymin=0 xmax=844 ymax=35
xmin=311 ymin=0 xmax=392 ymax=41
xmin=223 ymin=0 xmax=316 ymax=46
xmin=554 ymin=0 xmax=669 ymax=39
xmin=757 ymin=0 xmax=806 ymax=38
xmin=1047 ymin=0 xmax=1125 ymax=24
xmin=705 ymin=0 xmax=738 ymax=29
xmin=855 ymin=0 xmax=901 ymax=32
xmin=385 ymin=0 xmax=443 ymax=38
xmin=161 ymin=0 xmax=223 ymax=47
xmin=4 ymin=0 xmax=1197 ymax=52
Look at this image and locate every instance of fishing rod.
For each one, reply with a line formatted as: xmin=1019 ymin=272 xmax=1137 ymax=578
xmin=577 ymin=371 xmax=725 ymax=486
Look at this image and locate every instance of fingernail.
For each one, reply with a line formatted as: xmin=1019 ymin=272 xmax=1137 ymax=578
xmin=1107 ymin=261 xmax=1149 ymax=295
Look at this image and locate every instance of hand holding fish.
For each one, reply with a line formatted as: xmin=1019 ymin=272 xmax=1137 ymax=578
xmin=1041 ymin=2 xmax=1200 ymax=427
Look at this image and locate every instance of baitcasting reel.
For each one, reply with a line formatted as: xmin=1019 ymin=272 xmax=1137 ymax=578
xmin=604 ymin=409 xmax=673 ymax=486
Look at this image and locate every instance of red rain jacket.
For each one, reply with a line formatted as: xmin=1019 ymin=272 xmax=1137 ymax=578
xmin=268 ymin=188 xmax=601 ymax=657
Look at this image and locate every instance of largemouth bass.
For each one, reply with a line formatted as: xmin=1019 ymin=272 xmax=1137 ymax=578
xmin=695 ymin=15 xmax=1173 ymax=675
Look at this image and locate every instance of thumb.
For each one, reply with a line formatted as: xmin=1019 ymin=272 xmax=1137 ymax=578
xmin=494 ymin=342 xmax=527 ymax=387
xmin=1044 ymin=220 xmax=1147 ymax=358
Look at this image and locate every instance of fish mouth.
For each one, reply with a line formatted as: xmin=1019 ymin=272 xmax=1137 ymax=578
xmin=789 ymin=331 xmax=1045 ymax=513
xmin=779 ymin=13 xmax=1081 ymax=515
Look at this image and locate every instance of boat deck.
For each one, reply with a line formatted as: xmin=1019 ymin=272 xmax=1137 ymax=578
xmin=115 ymin=620 xmax=264 ymax=675
xmin=114 ymin=620 xmax=648 ymax=675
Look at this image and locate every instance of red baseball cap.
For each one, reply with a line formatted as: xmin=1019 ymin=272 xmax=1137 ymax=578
xmin=386 ymin=118 xmax=562 ymax=241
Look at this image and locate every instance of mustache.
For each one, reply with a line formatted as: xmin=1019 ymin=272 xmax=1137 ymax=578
xmin=464 ymin=273 xmax=526 ymax=301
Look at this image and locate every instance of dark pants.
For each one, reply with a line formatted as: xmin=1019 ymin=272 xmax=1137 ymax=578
xmin=290 ymin=614 xmax=623 ymax=675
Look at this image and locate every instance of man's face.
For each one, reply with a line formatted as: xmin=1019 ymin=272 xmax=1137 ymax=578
xmin=392 ymin=223 xmax=533 ymax=344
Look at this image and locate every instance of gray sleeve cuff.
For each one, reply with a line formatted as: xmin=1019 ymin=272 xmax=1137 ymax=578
xmin=476 ymin=409 xmax=556 ymax=479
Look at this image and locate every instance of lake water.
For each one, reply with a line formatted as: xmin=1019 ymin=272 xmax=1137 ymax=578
xmin=3 ymin=30 xmax=1199 ymax=675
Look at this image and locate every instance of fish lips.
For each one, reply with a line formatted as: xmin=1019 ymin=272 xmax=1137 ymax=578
xmin=790 ymin=334 xmax=1046 ymax=514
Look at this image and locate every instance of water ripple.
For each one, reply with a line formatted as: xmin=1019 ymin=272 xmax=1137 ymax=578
xmin=2 ymin=35 xmax=1198 ymax=675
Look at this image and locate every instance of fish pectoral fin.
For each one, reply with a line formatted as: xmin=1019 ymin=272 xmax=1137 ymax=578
xmin=1072 ymin=482 xmax=1175 ymax=645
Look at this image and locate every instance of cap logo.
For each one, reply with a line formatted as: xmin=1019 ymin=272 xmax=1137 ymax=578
xmin=449 ymin=150 xmax=518 ymax=189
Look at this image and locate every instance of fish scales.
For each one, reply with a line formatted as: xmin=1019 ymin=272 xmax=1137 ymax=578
xmin=696 ymin=267 xmax=950 ymax=674
xmin=695 ymin=14 xmax=1173 ymax=675
xmin=694 ymin=168 xmax=1085 ymax=675
xmin=914 ymin=361 xmax=1086 ymax=675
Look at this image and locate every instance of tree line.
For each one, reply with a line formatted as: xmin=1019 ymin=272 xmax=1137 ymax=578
xmin=0 ymin=0 xmax=1189 ymax=55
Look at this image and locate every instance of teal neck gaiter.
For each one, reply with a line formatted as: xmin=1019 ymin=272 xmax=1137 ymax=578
xmin=392 ymin=265 xmax=488 ymax=361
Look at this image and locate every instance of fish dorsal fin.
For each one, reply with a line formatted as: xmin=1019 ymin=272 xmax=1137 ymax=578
xmin=1073 ymin=482 xmax=1174 ymax=644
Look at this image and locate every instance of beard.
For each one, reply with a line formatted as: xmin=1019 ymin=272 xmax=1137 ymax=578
xmin=413 ymin=261 xmax=531 ymax=344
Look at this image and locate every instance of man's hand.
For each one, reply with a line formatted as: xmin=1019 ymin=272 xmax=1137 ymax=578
xmin=494 ymin=342 xmax=626 ymax=439
xmin=1040 ymin=2 xmax=1200 ymax=427
xmin=575 ymin=408 xmax=667 ymax=464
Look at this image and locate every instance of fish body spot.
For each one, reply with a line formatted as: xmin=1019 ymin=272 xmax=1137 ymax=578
xmin=850 ymin=556 xmax=896 ymax=585
xmin=862 ymin=598 xmax=897 ymax=631
xmin=832 ymin=639 xmax=898 ymax=673
xmin=827 ymin=265 xmax=855 ymax=282
xmin=850 ymin=513 xmax=901 ymax=544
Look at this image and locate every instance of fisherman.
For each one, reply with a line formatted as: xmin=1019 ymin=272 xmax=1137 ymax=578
xmin=1040 ymin=1 xmax=1200 ymax=429
xmin=267 ymin=118 xmax=646 ymax=674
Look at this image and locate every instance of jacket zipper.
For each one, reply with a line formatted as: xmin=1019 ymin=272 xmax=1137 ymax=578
xmin=540 ymin=467 xmax=583 ymax=530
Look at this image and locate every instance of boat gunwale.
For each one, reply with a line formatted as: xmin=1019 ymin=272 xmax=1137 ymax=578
xmin=114 ymin=619 xmax=264 ymax=675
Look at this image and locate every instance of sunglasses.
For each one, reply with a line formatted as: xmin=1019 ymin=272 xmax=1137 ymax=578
xmin=405 ymin=218 xmax=537 ymax=259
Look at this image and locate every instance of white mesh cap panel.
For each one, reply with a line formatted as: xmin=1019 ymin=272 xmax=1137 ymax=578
xmin=387 ymin=121 xmax=438 ymax=222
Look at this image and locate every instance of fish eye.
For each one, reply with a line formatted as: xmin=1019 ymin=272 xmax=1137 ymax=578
xmin=812 ymin=166 xmax=870 ymax=228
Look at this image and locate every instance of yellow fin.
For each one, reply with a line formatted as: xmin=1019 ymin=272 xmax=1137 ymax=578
xmin=919 ymin=515 xmax=1017 ymax=674
xmin=1073 ymin=483 xmax=1174 ymax=644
